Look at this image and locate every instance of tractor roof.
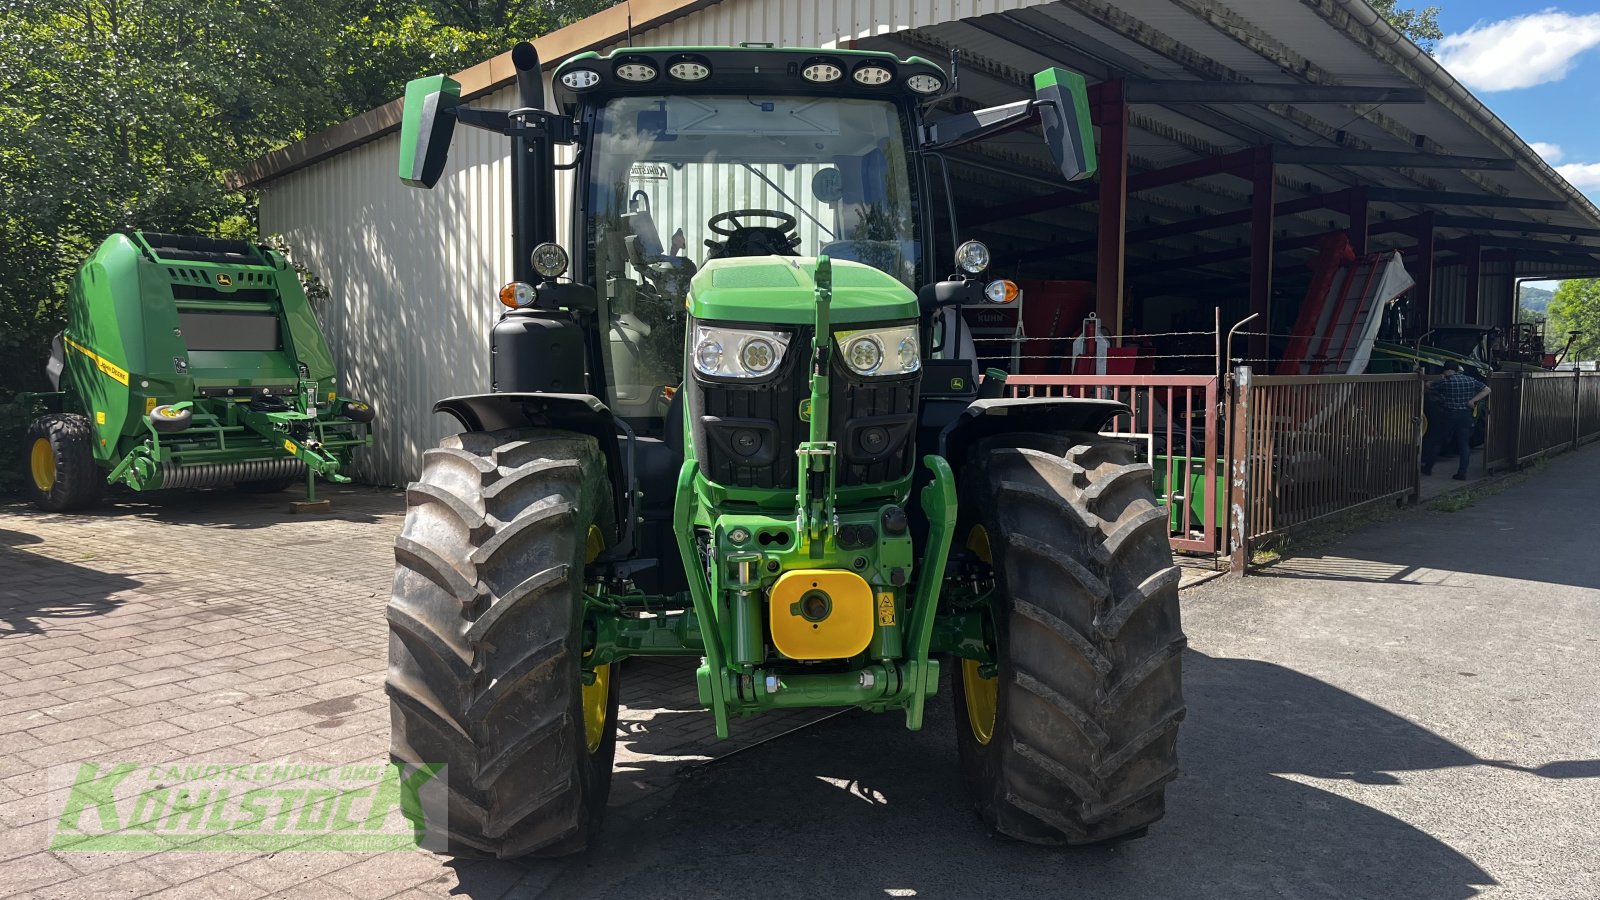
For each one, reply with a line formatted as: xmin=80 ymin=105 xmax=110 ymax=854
xmin=552 ymin=44 xmax=947 ymax=109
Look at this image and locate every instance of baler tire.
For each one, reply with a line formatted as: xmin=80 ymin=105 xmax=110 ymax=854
xmin=234 ymin=477 xmax=300 ymax=494
xmin=952 ymin=432 xmax=1186 ymax=846
xmin=148 ymin=405 xmax=192 ymax=434
xmin=341 ymin=400 xmax=375 ymax=424
xmin=23 ymin=414 xmax=105 ymax=512
xmin=386 ymin=427 xmax=620 ymax=859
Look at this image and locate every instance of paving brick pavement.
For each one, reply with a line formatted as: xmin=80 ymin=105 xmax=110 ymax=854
xmin=0 ymin=486 xmax=829 ymax=899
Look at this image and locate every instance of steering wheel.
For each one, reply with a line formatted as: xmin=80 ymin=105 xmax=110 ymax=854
xmin=708 ymin=208 xmax=798 ymax=238
xmin=704 ymin=208 xmax=802 ymax=259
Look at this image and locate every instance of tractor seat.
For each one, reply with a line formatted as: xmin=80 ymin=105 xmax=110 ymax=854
xmin=624 ymin=209 xmax=693 ymax=272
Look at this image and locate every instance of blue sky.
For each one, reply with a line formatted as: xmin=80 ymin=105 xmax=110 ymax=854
xmin=1431 ymin=3 xmax=1600 ymax=289
xmin=1435 ymin=2 xmax=1600 ymax=196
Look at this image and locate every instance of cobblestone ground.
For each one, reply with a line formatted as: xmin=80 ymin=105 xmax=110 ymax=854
xmin=0 ymin=486 xmax=828 ymax=899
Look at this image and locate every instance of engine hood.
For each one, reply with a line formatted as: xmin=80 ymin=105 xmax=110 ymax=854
xmin=687 ymin=256 xmax=918 ymax=326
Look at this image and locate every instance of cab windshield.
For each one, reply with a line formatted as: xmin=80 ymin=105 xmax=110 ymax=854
xmin=585 ymin=94 xmax=919 ymax=418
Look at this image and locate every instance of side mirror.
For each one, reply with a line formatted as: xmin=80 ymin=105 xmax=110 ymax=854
xmin=537 ymin=282 xmax=598 ymax=313
xmin=399 ymin=75 xmax=462 ymax=189
xmin=1033 ymin=68 xmax=1097 ymax=182
xmin=918 ymin=279 xmax=981 ymax=312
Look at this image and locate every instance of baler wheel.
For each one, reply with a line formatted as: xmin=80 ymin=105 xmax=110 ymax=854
xmin=386 ymin=427 xmax=619 ymax=858
xmin=952 ymin=433 xmax=1186 ymax=845
xmin=22 ymin=414 xmax=105 ymax=512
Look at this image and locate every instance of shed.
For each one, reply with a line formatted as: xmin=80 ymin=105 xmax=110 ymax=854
xmin=242 ymin=0 xmax=1600 ymax=484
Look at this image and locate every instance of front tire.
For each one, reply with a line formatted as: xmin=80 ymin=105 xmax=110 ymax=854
xmin=952 ymin=433 xmax=1186 ymax=845
xmin=386 ymin=427 xmax=620 ymax=858
xmin=23 ymin=414 xmax=104 ymax=512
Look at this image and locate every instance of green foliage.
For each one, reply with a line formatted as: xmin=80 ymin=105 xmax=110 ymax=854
xmin=1372 ymin=0 xmax=1445 ymax=51
xmin=0 ymin=0 xmax=618 ymax=397
xmin=1548 ymin=279 xmax=1600 ymax=362
xmin=0 ymin=395 xmax=45 ymax=494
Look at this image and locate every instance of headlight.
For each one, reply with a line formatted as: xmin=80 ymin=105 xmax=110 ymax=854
xmin=836 ymin=326 xmax=920 ymax=377
xmin=955 ymin=240 xmax=990 ymax=275
xmin=693 ymin=326 xmax=791 ymax=378
xmin=560 ymin=69 xmax=600 ymax=90
xmin=531 ymin=242 xmax=569 ymax=279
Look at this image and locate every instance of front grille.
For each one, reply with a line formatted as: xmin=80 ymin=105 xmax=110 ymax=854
xmin=688 ymin=323 xmax=921 ymax=490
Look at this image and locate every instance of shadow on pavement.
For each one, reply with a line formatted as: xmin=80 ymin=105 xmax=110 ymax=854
xmin=1 ymin=486 xmax=401 ymax=531
xmin=497 ymin=649 xmax=1560 ymax=900
xmin=0 ymin=542 xmax=140 ymax=637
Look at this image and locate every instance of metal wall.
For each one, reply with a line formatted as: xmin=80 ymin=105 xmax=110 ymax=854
xmin=259 ymin=0 xmax=1050 ymax=485
xmin=1429 ymin=259 xmax=1515 ymax=328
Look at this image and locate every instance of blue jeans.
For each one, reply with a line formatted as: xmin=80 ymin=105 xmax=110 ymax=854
xmin=1422 ymin=407 xmax=1474 ymax=476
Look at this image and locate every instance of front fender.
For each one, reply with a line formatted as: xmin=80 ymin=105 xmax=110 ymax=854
xmin=937 ymin=397 xmax=1127 ymax=471
xmin=434 ymin=392 xmax=630 ymax=549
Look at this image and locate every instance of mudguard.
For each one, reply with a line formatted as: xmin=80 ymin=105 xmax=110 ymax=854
xmin=434 ymin=392 xmax=633 ymax=553
xmin=937 ymin=397 xmax=1128 ymax=471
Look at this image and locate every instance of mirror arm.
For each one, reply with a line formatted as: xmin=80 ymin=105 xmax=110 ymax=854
xmin=921 ymin=99 xmax=1039 ymax=153
xmin=454 ymin=106 xmax=509 ymax=133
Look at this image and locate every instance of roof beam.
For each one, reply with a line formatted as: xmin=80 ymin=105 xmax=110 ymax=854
xmin=1447 ymin=235 xmax=1600 ymax=255
xmin=1273 ymin=146 xmax=1516 ymax=170
xmin=1366 ymin=188 xmax=1567 ymax=211
xmin=1166 ymin=0 xmax=1517 ymax=198
xmin=1122 ymin=82 xmax=1424 ymax=104
xmin=1051 ymin=0 xmax=1457 ymax=194
xmin=1431 ymin=214 xmax=1600 ymax=239
xmin=1018 ymin=189 xmax=1354 ymax=261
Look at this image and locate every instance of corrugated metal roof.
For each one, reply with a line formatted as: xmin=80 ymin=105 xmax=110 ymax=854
xmin=850 ymin=0 xmax=1600 ymax=289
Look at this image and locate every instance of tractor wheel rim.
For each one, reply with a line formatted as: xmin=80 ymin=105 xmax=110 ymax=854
xmin=581 ymin=525 xmax=610 ymax=754
xmin=30 ymin=438 xmax=56 ymax=492
xmin=962 ymin=524 xmax=998 ymax=746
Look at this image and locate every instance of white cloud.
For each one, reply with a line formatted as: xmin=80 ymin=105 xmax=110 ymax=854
xmin=1530 ymin=141 xmax=1565 ymax=162
xmin=1437 ymin=11 xmax=1600 ymax=91
xmin=1555 ymin=161 xmax=1600 ymax=188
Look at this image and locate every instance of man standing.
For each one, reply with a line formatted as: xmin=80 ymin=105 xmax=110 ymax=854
xmin=1421 ymin=361 xmax=1490 ymax=480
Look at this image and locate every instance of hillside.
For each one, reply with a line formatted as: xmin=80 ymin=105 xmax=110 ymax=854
xmin=1521 ymin=284 xmax=1555 ymax=316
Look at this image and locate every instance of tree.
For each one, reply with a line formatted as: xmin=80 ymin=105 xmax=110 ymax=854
xmin=1372 ymin=0 xmax=1444 ymax=51
xmin=1548 ymin=279 xmax=1600 ymax=362
xmin=0 ymin=0 xmax=620 ymax=398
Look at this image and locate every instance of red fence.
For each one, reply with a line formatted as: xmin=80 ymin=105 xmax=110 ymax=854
xmin=1004 ymin=375 xmax=1222 ymax=554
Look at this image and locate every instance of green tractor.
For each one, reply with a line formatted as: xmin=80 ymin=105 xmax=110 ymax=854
xmin=21 ymin=232 xmax=372 ymax=511
xmin=389 ymin=42 xmax=1185 ymax=856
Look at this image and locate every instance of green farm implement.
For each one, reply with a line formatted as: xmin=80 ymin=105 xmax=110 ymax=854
xmin=22 ymin=232 xmax=373 ymax=511
xmin=388 ymin=43 xmax=1185 ymax=856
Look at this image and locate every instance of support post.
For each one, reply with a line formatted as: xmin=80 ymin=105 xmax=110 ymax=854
xmin=1247 ymin=147 xmax=1275 ymax=364
xmin=1504 ymin=253 xmax=1519 ymax=328
xmin=1347 ymin=187 xmax=1369 ymax=256
xmin=1228 ymin=366 xmax=1253 ymax=575
xmin=1095 ymin=80 xmax=1128 ymax=342
xmin=1464 ymin=236 xmax=1482 ymax=325
xmin=1412 ymin=212 xmax=1435 ymax=338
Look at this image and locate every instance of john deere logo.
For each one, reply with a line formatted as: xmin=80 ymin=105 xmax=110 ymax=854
xmin=216 ymin=274 xmax=232 ymax=286
xmin=798 ymin=399 xmax=812 ymax=422
xmin=951 ymin=377 xmax=966 ymax=391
